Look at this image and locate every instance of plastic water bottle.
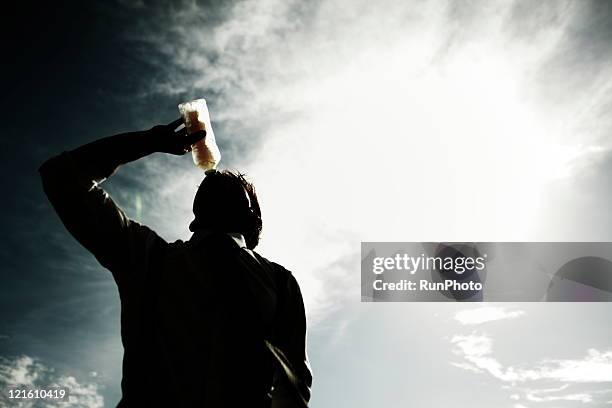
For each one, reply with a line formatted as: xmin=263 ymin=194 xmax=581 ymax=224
xmin=178 ymin=98 xmax=221 ymax=170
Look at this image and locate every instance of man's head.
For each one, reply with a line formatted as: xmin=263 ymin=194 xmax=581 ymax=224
xmin=189 ymin=170 xmax=262 ymax=249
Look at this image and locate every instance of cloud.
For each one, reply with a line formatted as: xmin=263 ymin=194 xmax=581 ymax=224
xmin=452 ymin=333 xmax=612 ymax=383
xmin=451 ymin=332 xmax=612 ymax=405
xmin=537 ymin=349 xmax=612 ymax=383
xmin=119 ymin=0 xmax=612 ymax=324
xmin=0 ymin=356 xmax=42 ymax=387
xmin=0 ymin=355 xmax=104 ymax=408
xmin=451 ymin=333 xmax=519 ymax=381
xmin=524 ymin=384 xmax=592 ymax=403
xmin=454 ymin=307 xmax=526 ymax=325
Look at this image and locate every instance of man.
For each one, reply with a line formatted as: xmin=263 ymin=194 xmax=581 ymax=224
xmin=39 ymin=119 xmax=312 ymax=407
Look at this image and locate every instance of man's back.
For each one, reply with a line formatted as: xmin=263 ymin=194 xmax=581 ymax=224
xmin=39 ymin=130 xmax=312 ymax=407
xmin=117 ymin=230 xmax=296 ymax=407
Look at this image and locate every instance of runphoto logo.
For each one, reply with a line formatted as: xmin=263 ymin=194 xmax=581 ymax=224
xmin=372 ymin=253 xmax=487 ymax=275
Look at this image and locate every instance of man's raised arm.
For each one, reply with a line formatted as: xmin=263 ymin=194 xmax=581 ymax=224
xmin=39 ymin=119 xmax=204 ymax=280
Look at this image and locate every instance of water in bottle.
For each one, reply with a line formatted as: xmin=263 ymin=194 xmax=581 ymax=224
xmin=178 ymin=98 xmax=221 ymax=170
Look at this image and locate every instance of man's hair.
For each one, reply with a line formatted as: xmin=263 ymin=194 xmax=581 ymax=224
xmin=189 ymin=170 xmax=262 ymax=249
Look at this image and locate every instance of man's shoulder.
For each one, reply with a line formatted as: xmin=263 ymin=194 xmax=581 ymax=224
xmin=251 ymin=253 xmax=300 ymax=287
xmin=251 ymin=252 xmax=288 ymax=272
xmin=163 ymin=237 xmax=191 ymax=255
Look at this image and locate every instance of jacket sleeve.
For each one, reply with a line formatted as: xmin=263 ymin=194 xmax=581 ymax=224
xmin=39 ymin=151 xmax=159 ymax=285
xmin=271 ymin=270 xmax=313 ymax=407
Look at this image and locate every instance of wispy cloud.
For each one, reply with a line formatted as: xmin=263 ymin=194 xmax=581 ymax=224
xmin=451 ymin=326 xmax=612 ymax=406
xmin=454 ymin=306 xmax=525 ymax=325
xmin=524 ymin=384 xmax=592 ymax=403
xmin=452 ymin=333 xmax=612 ymax=384
xmin=0 ymin=356 xmax=42 ymax=387
xmin=449 ymin=304 xmax=612 ymax=406
xmin=119 ymin=0 xmax=612 ymax=324
xmin=0 ymin=355 xmax=103 ymax=408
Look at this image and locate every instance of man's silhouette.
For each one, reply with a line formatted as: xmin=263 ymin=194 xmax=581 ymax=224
xmin=39 ymin=119 xmax=312 ymax=407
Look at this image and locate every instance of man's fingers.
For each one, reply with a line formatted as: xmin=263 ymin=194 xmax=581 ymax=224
xmin=185 ymin=130 xmax=206 ymax=146
xmin=168 ymin=117 xmax=184 ymax=129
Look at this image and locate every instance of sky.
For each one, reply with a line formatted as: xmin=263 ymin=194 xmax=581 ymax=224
xmin=1 ymin=0 xmax=612 ymax=406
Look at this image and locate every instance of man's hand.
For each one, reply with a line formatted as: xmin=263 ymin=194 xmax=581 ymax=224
xmin=149 ymin=118 xmax=206 ymax=156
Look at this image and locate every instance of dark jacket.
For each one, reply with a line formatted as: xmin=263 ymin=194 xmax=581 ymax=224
xmin=39 ymin=151 xmax=312 ymax=407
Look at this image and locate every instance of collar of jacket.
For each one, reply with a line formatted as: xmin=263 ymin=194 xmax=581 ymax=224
xmin=189 ymin=229 xmax=247 ymax=249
